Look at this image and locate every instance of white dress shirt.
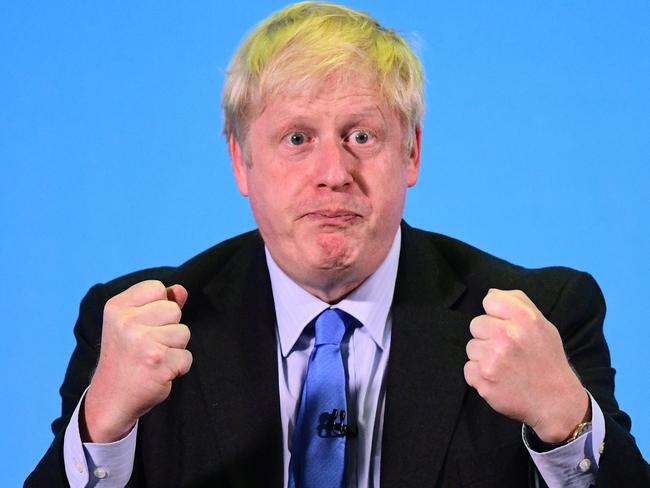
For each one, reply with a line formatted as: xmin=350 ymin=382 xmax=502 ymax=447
xmin=63 ymin=228 xmax=605 ymax=487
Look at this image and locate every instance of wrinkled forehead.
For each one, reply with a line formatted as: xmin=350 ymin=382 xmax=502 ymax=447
xmin=260 ymin=82 xmax=393 ymax=134
xmin=248 ymin=69 xmax=389 ymax=125
xmin=275 ymin=70 xmax=380 ymax=103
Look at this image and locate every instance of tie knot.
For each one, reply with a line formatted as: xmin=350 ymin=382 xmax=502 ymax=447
xmin=314 ymin=308 xmax=351 ymax=346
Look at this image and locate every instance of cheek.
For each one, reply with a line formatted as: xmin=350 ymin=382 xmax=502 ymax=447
xmin=369 ymin=165 xmax=409 ymax=205
xmin=368 ymin=180 xmax=408 ymax=234
xmin=247 ymin=170 xmax=301 ymax=235
xmin=246 ymin=174 xmax=280 ymax=225
xmin=378 ymin=188 xmax=407 ymax=222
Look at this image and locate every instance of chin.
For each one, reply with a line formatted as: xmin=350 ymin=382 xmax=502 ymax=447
xmin=304 ymin=250 xmax=355 ymax=274
xmin=312 ymin=232 xmax=361 ymax=268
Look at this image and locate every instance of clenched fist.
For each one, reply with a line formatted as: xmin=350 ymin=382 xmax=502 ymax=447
xmin=464 ymin=288 xmax=590 ymax=443
xmin=81 ymin=280 xmax=193 ymax=443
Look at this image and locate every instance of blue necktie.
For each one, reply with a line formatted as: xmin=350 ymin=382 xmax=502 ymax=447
xmin=289 ymin=308 xmax=352 ymax=488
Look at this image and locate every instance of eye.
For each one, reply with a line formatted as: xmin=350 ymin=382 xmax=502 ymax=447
xmin=350 ymin=130 xmax=371 ymax=144
xmin=288 ymin=132 xmax=306 ymax=146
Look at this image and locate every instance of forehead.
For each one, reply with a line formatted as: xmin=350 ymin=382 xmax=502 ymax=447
xmin=254 ymin=73 xmax=391 ymax=125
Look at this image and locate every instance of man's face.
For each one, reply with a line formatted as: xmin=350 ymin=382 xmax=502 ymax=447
xmin=230 ymin=74 xmax=421 ymax=301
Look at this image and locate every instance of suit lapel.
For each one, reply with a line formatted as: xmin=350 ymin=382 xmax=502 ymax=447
xmin=174 ymin=225 xmax=473 ymax=487
xmin=381 ymin=223 xmax=473 ymax=487
xmin=183 ymin=234 xmax=284 ymax=487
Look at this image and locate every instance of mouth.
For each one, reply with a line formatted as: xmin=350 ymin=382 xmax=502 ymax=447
xmin=302 ymin=209 xmax=363 ymax=226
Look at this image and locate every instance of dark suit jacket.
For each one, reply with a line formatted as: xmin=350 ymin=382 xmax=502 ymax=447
xmin=26 ymin=223 xmax=650 ymax=487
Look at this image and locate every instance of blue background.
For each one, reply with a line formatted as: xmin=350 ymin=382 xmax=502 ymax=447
xmin=1 ymin=1 xmax=648 ymax=484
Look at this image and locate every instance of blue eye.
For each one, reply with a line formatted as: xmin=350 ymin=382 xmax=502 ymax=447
xmin=352 ymin=130 xmax=370 ymax=144
xmin=289 ymin=132 xmax=306 ymax=145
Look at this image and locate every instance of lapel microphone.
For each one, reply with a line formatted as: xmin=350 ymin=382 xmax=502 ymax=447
xmin=326 ymin=409 xmax=357 ymax=437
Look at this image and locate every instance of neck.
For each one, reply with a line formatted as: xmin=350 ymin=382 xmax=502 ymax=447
xmin=301 ymin=278 xmax=366 ymax=304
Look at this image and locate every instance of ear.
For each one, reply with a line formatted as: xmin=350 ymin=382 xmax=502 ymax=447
xmin=229 ymin=134 xmax=249 ymax=196
xmin=406 ymin=124 xmax=422 ymax=188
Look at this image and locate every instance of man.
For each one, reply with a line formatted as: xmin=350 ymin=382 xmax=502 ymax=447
xmin=27 ymin=2 xmax=649 ymax=487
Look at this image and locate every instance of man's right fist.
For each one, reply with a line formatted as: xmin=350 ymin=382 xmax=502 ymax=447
xmin=81 ymin=280 xmax=192 ymax=443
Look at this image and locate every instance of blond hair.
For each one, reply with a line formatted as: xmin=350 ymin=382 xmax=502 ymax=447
xmin=222 ymin=2 xmax=424 ymax=150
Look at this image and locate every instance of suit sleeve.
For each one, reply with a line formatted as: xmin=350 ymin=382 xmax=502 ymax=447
xmin=25 ymin=283 xmax=110 ymax=487
xmin=547 ymin=271 xmax=650 ymax=487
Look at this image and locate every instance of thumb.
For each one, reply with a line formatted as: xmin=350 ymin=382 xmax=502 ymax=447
xmin=166 ymin=284 xmax=188 ymax=309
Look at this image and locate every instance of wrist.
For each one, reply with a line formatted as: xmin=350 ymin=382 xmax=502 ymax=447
xmin=532 ymin=388 xmax=591 ymax=443
xmin=82 ymin=385 xmax=136 ymax=443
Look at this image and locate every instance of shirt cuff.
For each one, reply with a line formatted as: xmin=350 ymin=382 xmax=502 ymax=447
xmin=523 ymin=391 xmax=605 ymax=488
xmin=63 ymin=389 xmax=138 ymax=487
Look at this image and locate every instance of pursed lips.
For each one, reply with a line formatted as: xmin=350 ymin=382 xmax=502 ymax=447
xmin=302 ymin=209 xmax=363 ymax=225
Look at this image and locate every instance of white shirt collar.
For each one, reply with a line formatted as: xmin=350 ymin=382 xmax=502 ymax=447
xmin=265 ymin=227 xmax=401 ymax=357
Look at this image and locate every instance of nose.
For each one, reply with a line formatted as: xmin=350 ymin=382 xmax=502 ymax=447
xmin=314 ymin=137 xmax=354 ymax=190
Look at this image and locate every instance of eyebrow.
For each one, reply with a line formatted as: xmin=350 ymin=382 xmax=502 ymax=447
xmin=263 ymin=104 xmax=388 ymax=137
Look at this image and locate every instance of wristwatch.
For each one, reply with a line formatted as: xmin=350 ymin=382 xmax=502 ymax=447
xmin=564 ymin=420 xmax=592 ymax=443
xmin=525 ymin=420 xmax=592 ymax=452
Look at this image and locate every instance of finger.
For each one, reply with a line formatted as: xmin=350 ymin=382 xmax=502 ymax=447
xmin=469 ymin=314 xmax=506 ymax=339
xmin=131 ymin=299 xmax=183 ymax=326
xmin=463 ymin=360 xmax=480 ymax=388
xmin=164 ymin=348 xmax=193 ymax=379
xmin=466 ymin=337 xmax=490 ymax=361
xmin=149 ymin=324 xmax=191 ymax=349
xmin=110 ymin=280 xmax=168 ymax=308
xmin=483 ymin=289 xmax=537 ymax=323
xmin=166 ymin=284 xmax=188 ymax=309
xmin=503 ymin=289 xmax=537 ymax=309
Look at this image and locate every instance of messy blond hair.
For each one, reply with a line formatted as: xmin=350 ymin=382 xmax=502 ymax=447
xmin=222 ymin=2 xmax=424 ymax=150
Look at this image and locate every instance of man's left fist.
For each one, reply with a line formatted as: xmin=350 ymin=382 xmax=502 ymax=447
xmin=464 ymin=288 xmax=590 ymax=443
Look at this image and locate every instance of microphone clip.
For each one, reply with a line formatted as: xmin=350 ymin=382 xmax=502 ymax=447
xmin=327 ymin=409 xmax=357 ymax=437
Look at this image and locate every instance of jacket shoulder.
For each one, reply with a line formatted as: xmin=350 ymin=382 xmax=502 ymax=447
xmin=403 ymin=225 xmax=603 ymax=320
xmin=409 ymin=226 xmax=590 ymax=289
xmin=100 ymin=230 xmax=263 ymax=296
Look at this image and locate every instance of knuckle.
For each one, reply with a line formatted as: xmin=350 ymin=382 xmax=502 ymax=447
xmin=463 ymin=360 xmax=471 ymax=375
xmin=159 ymin=300 xmax=181 ymax=323
xmin=504 ymin=323 xmax=521 ymax=342
xmin=482 ymin=293 xmax=494 ymax=309
xmin=120 ymin=310 xmax=139 ymax=328
xmin=495 ymin=322 xmax=515 ymax=343
xmin=495 ymin=333 xmax=516 ymax=356
xmin=103 ymin=295 xmax=121 ymax=318
xmin=469 ymin=316 xmax=482 ymax=335
xmin=144 ymin=346 xmax=165 ymax=368
xmin=144 ymin=279 xmax=166 ymax=293
xmin=171 ymin=303 xmax=183 ymax=323
xmin=492 ymin=341 xmax=505 ymax=359
xmin=524 ymin=308 xmax=538 ymax=324
xmin=480 ymin=359 xmax=498 ymax=381
xmin=178 ymin=324 xmax=191 ymax=344
xmin=512 ymin=289 xmax=526 ymax=299
xmin=463 ymin=361 xmax=475 ymax=384
xmin=137 ymin=279 xmax=167 ymax=302
xmin=158 ymin=368 xmax=176 ymax=384
xmin=180 ymin=351 xmax=193 ymax=374
xmin=474 ymin=383 xmax=489 ymax=400
xmin=482 ymin=368 xmax=496 ymax=382
xmin=466 ymin=338 xmax=479 ymax=359
xmin=483 ymin=293 xmax=503 ymax=315
xmin=499 ymin=328 xmax=514 ymax=347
